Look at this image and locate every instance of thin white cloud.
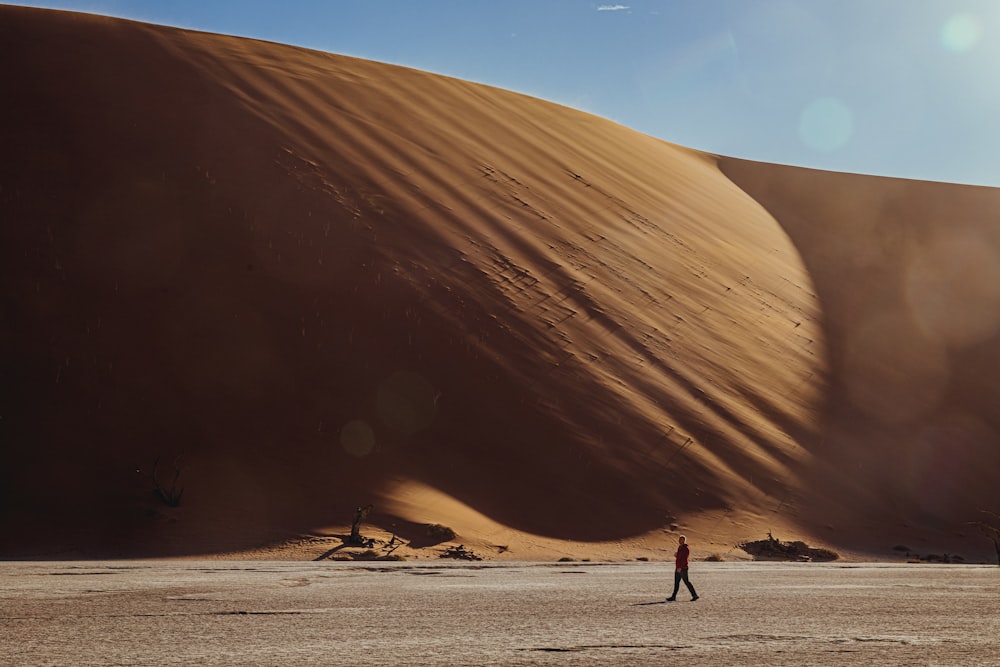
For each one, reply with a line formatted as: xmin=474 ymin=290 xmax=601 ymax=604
xmin=597 ymin=4 xmax=630 ymax=11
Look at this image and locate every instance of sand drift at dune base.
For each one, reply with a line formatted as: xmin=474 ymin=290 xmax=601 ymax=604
xmin=2 ymin=6 xmax=999 ymax=563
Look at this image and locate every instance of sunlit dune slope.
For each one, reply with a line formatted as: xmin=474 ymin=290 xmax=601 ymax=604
xmin=2 ymin=7 xmax=995 ymax=559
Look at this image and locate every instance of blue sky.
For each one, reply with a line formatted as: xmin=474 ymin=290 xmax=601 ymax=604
xmin=9 ymin=1 xmax=1000 ymax=186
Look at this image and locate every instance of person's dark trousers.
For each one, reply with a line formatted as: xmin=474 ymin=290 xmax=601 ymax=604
xmin=671 ymin=568 xmax=697 ymax=599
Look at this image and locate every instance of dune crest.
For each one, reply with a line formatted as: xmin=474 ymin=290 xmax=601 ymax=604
xmin=2 ymin=7 xmax=996 ymax=561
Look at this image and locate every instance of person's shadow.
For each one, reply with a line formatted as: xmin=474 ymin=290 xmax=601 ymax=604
xmin=631 ymin=599 xmax=668 ymax=606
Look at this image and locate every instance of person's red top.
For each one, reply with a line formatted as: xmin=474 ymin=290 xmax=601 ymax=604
xmin=675 ymin=543 xmax=690 ymax=569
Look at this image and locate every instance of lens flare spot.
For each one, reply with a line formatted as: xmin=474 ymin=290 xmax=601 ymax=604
xmin=842 ymin=310 xmax=949 ymax=423
xmin=340 ymin=420 xmax=375 ymax=458
xmin=905 ymin=233 xmax=1000 ymax=348
xmin=798 ymin=97 xmax=854 ymax=152
xmin=377 ymin=371 xmax=437 ymax=436
xmin=941 ymin=14 xmax=983 ymax=52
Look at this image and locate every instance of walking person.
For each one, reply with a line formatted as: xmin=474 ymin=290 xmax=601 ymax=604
xmin=667 ymin=535 xmax=699 ymax=601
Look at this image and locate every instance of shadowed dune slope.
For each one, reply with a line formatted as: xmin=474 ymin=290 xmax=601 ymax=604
xmin=719 ymin=159 xmax=1000 ymax=543
xmin=1 ymin=7 xmax=995 ymax=558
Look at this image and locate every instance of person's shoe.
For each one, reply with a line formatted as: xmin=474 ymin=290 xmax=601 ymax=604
xmin=665 ymin=597 xmax=676 ymax=602
xmin=690 ymin=595 xmax=699 ymax=602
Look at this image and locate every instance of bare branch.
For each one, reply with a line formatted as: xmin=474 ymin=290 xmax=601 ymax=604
xmin=142 ymin=455 xmax=184 ymax=507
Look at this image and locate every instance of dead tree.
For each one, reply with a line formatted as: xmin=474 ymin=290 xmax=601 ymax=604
xmin=969 ymin=510 xmax=1000 ymax=566
xmin=138 ymin=456 xmax=184 ymax=507
xmin=349 ymin=504 xmax=374 ymax=545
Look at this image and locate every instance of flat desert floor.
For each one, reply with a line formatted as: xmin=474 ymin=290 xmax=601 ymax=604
xmin=2 ymin=561 xmax=997 ymax=666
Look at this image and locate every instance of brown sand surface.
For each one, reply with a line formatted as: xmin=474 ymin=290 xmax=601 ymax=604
xmin=1 ymin=6 xmax=998 ymax=563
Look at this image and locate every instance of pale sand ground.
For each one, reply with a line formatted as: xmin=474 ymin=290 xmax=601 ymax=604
xmin=2 ymin=7 xmax=1000 ymax=564
xmin=2 ymin=561 xmax=998 ymax=666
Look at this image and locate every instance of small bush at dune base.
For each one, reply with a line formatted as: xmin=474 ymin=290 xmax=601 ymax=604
xmin=738 ymin=532 xmax=839 ymax=562
xmin=440 ymin=545 xmax=481 ymax=561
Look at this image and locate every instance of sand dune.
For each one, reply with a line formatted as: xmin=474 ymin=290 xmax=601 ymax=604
xmin=2 ymin=6 xmax=998 ymax=561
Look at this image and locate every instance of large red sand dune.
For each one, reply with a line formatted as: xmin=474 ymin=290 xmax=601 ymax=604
xmin=2 ymin=7 xmax=998 ymax=561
